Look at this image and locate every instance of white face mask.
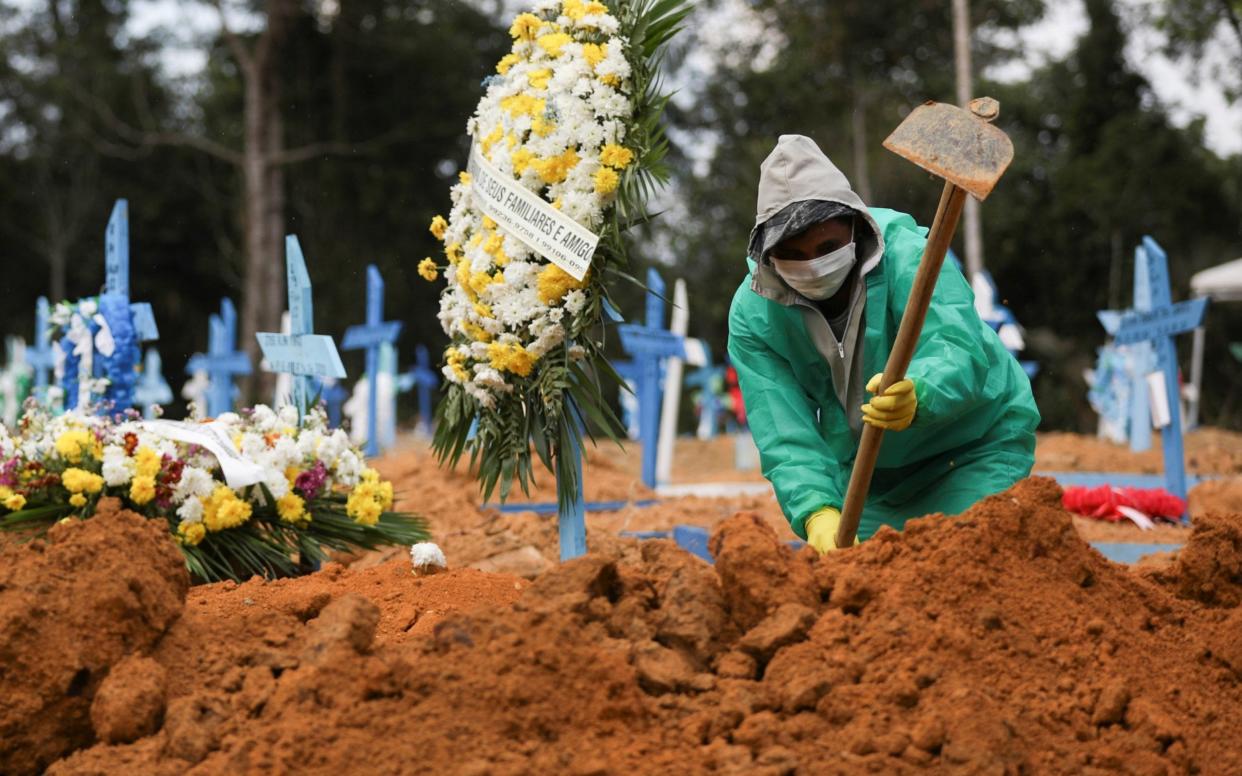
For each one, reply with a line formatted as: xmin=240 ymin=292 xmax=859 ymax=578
xmin=771 ymin=241 xmax=857 ymax=300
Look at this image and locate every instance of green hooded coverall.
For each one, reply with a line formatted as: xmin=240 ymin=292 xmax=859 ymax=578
xmin=728 ymin=135 xmax=1040 ymax=542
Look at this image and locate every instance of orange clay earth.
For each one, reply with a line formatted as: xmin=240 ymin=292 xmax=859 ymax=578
xmin=4 ymin=478 xmax=1242 ymax=774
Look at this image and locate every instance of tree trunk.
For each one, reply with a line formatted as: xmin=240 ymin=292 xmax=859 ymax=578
xmin=237 ymin=0 xmax=293 ymax=403
xmin=849 ymin=82 xmax=872 ymax=202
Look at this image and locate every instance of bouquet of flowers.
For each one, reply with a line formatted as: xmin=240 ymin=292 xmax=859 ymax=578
xmin=424 ymin=0 xmax=688 ymax=508
xmin=0 ymin=403 xmax=427 ymax=582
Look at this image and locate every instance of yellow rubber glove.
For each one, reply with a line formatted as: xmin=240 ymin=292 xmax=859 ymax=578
xmin=805 ymin=507 xmax=859 ymax=553
xmin=861 ymin=373 xmax=917 ymax=431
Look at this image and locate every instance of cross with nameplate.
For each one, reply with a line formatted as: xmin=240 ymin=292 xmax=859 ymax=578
xmin=342 ymin=265 xmax=403 ymax=457
xmin=1111 ymin=236 xmax=1208 ymax=512
xmin=187 ymin=298 xmax=252 ymax=418
xmin=618 ymin=268 xmax=689 ymax=489
xmin=134 ymin=348 xmax=173 ymax=419
xmin=1098 ymin=246 xmax=1160 ymax=452
xmin=256 ymin=236 xmax=346 ymax=419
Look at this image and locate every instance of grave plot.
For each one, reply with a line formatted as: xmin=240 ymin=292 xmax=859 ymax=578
xmin=6 ymin=477 xmax=1242 ymax=774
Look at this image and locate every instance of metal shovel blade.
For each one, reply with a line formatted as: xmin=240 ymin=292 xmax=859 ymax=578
xmin=882 ymin=99 xmax=1014 ymax=201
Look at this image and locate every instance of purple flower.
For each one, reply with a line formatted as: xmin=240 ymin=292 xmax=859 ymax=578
xmin=295 ymin=461 xmax=328 ymax=500
xmin=0 ymin=457 xmax=19 ymax=487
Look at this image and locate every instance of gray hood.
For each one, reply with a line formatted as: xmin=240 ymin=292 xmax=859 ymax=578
xmin=748 ymin=134 xmax=884 ymax=304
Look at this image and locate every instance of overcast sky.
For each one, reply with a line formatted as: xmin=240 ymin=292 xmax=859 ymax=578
xmin=45 ymin=0 xmax=1242 ymax=157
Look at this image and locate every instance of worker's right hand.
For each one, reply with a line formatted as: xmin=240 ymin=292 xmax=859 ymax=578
xmin=805 ymin=507 xmax=859 ymax=553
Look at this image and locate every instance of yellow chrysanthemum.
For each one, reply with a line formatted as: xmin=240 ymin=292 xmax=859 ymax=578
xmin=69 ymin=494 xmax=86 ymax=508
xmin=509 ymin=12 xmax=543 ymax=41
xmin=469 ymin=271 xmax=498 ymax=297
xmin=129 ymin=475 xmax=156 ymax=506
xmin=463 ymin=323 xmax=493 ymax=344
xmin=527 ymin=68 xmax=552 ymax=89
xmin=482 ymin=216 xmax=497 ymax=230
xmin=479 ymin=125 xmax=504 ymax=155
xmin=537 ymin=32 xmax=573 ymax=58
xmin=445 ymin=242 xmax=463 ymax=264
xmin=601 ymin=73 xmax=621 ymax=88
xmin=62 ymin=467 xmax=104 ymax=495
xmin=378 ymin=481 xmax=394 ymax=512
xmin=537 ymin=264 xmax=588 ymax=305
xmin=512 ymin=147 xmax=536 ymax=175
xmin=599 ymin=144 xmax=634 ymax=169
xmin=446 ymin=348 xmax=472 ymax=380
xmin=534 ymin=148 xmax=580 ymax=184
xmin=202 ymin=486 xmax=252 ymax=532
xmin=533 ymin=116 xmax=557 ymax=138
xmin=418 ymin=258 xmax=440 ymax=282
xmin=459 ymin=171 xmax=472 ymax=186
xmin=483 ymin=233 xmax=505 ymax=256
xmin=277 ymin=492 xmax=307 ymax=525
xmin=429 ymin=215 xmax=448 ymax=241
xmin=346 ymin=482 xmax=384 ymax=527
xmin=500 ymin=94 xmax=545 ymax=119
xmin=2 ymin=488 xmax=27 ymax=511
xmin=474 ymin=302 xmax=494 ymax=319
xmin=134 ymin=446 xmax=162 ymax=479
xmin=582 ymin=42 xmax=606 ymax=68
xmin=593 ymin=166 xmax=620 ymax=195
xmin=496 ymin=53 xmax=520 ymax=74
xmin=179 ymin=522 xmax=206 ymax=546
xmin=488 ymin=341 xmax=536 ymax=377
xmin=55 ymin=429 xmax=98 ymax=464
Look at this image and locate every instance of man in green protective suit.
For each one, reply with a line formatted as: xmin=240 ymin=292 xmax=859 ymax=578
xmin=728 ymin=134 xmax=1040 ymax=552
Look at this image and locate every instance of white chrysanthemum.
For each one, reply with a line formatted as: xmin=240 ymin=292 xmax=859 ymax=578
xmin=409 ymin=542 xmax=447 ymax=574
xmin=277 ymin=404 xmax=300 ymax=428
xmin=177 ymin=497 xmax=204 ymax=524
xmin=101 ymin=445 xmax=133 ymax=487
xmin=175 ymin=466 xmax=216 ymax=502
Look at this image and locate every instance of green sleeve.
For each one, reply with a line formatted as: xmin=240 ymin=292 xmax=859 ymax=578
xmin=884 ymin=225 xmax=1004 ymax=460
xmin=728 ymin=296 xmax=839 ymax=539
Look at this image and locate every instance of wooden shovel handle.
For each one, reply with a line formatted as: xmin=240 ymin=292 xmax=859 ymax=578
xmin=835 ymin=180 xmax=969 ymax=548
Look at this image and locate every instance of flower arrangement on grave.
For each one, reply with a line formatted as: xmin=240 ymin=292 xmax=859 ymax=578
xmin=46 ymin=297 xmax=138 ymax=412
xmin=423 ymin=0 xmax=688 ymax=507
xmin=0 ymin=403 xmax=427 ymax=582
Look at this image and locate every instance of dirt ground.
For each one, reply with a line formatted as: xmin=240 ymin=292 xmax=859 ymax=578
xmin=365 ymin=431 xmax=1242 ymax=576
xmin=7 ymin=478 xmax=1242 ymax=774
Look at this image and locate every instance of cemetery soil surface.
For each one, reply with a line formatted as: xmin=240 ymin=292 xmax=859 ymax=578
xmin=359 ymin=430 xmax=1242 ymax=576
xmin=6 ymin=478 xmax=1242 ymax=774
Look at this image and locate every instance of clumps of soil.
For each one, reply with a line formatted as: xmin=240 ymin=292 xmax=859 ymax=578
xmin=1144 ymin=510 xmax=1242 ymax=608
xmin=27 ymin=477 xmax=1242 ymax=774
xmin=0 ymin=498 xmax=188 ymax=774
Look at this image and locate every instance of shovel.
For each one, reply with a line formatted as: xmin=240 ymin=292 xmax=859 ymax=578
xmin=834 ymin=97 xmax=1014 ymax=549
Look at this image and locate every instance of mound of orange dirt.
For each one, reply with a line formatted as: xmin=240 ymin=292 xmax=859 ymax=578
xmin=28 ymin=478 xmax=1242 ymax=774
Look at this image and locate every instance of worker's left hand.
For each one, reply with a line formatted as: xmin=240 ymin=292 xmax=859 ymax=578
xmin=861 ymin=374 xmax=918 ymax=431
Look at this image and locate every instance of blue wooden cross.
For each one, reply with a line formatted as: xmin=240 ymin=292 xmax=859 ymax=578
xmin=399 ymin=344 xmax=439 ymax=437
xmin=186 ymin=298 xmax=252 ymax=418
xmin=27 ymin=297 xmax=54 ymax=406
xmin=685 ymin=360 xmax=724 ymax=441
xmin=341 ymin=265 xmax=403 ymax=457
xmin=619 ymin=268 xmax=688 ymax=488
xmin=98 ymin=199 xmax=159 ymax=411
xmin=256 ymin=236 xmax=346 ymax=419
xmin=320 ymin=379 xmax=348 ymax=427
xmin=1111 ymin=236 xmax=1209 ymax=513
xmin=133 ymin=348 xmax=173 ymax=419
xmin=1098 ymin=246 xmax=1160 ymax=452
